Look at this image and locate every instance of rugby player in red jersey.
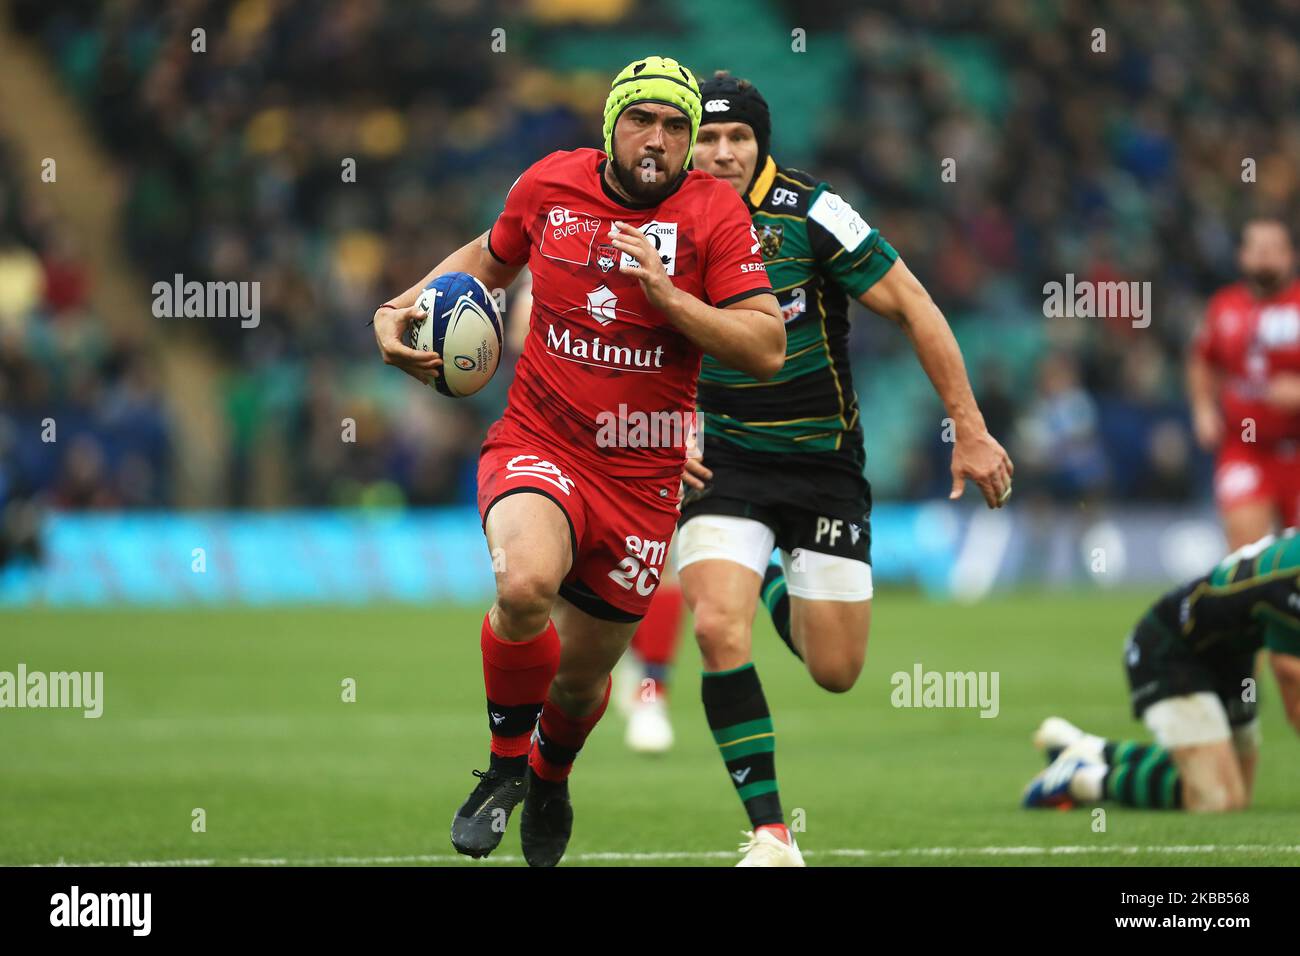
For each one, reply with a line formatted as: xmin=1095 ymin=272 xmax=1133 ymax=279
xmin=371 ymin=56 xmax=784 ymax=866
xmin=1188 ymin=218 xmax=1300 ymax=549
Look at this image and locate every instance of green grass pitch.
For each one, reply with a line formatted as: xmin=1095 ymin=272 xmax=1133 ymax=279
xmin=3 ymin=590 xmax=1297 ymax=866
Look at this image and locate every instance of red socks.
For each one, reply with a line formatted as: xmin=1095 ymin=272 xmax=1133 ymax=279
xmin=529 ymin=677 xmax=612 ymax=783
xmin=480 ymin=614 xmax=560 ymax=758
xmin=479 ymin=612 xmax=611 ymax=781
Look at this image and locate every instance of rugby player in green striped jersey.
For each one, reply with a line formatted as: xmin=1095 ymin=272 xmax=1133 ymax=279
xmin=1024 ymin=530 xmax=1300 ymax=813
xmin=679 ymin=72 xmax=1013 ymax=865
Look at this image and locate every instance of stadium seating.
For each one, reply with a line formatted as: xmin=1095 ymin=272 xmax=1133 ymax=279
xmin=8 ymin=0 xmax=1298 ymax=508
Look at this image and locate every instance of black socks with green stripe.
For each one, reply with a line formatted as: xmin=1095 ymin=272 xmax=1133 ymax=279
xmin=702 ymin=663 xmax=783 ymax=827
xmin=761 ymin=565 xmax=801 ymax=660
xmin=1102 ymin=740 xmax=1184 ymax=809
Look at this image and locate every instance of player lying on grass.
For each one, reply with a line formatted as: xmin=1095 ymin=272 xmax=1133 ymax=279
xmin=1024 ymin=530 xmax=1300 ymax=812
xmin=371 ymin=56 xmax=784 ymax=866
xmin=675 ymin=72 xmax=1013 ymax=865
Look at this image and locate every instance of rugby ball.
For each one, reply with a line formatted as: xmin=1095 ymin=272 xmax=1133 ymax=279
xmin=407 ymin=272 xmax=504 ymax=397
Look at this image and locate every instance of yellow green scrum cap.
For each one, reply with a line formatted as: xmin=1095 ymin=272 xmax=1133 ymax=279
xmin=603 ymin=56 xmax=702 ymax=165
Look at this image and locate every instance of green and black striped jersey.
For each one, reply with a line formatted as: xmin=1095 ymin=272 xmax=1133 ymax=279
xmin=697 ymin=157 xmax=898 ymax=454
xmin=1146 ymin=530 xmax=1300 ymax=658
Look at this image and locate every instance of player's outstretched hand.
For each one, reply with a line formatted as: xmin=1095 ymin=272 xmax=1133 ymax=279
xmin=682 ymin=418 xmax=712 ymax=491
xmin=610 ymin=221 xmax=677 ymax=313
xmin=950 ymin=428 xmax=1015 ymax=509
xmin=373 ymin=304 xmax=444 ymax=385
xmin=682 ymin=453 xmax=712 ymax=491
xmin=678 ymin=426 xmax=712 ymax=511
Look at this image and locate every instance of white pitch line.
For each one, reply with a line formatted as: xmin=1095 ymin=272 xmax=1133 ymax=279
xmin=25 ymin=844 xmax=1300 ymax=867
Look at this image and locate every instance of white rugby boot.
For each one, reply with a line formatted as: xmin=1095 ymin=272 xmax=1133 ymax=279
xmin=736 ymin=828 xmax=805 ymax=867
xmin=1033 ymin=716 xmax=1104 ymax=763
xmin=625 ymin=695 xmax=674 ymax=754
xmin=1022 ymin=739 xmax=1106 ymax=809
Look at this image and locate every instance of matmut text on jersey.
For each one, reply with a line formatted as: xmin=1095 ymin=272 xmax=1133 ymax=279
xmin=486 ymin=148 xmax=772 ymax=479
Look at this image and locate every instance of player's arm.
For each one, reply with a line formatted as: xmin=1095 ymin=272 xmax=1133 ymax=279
xmin=608 ymin=220 xmax=785 ymax=381
xmin=1269 ymin=651 xmax=1300 ymax=735
xmin=388 ymin=229 xmax=523 ymax=312
xmin=1187 ymin=353 xmax=1223 ymax=448
xmin=1186 ymin=305 xmax=1224 ymax=450
xmin=372 ymin=231 xmax=523 ymax=383
xmin=655 ymin=287 xmax=784 ymax=381
xmin=859 ymin=257 xmax=1013 ymax=508
xmin=505 ymin=267 xmax=532 ymax=354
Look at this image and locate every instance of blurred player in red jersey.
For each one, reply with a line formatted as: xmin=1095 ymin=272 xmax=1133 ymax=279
xmin=371 ymin=56 xmax=784 ymax=866
xmin=1188 ymin=218 xmax=1300 ymax=549
xmin=615 ymin=544 xmax=686 ymax=752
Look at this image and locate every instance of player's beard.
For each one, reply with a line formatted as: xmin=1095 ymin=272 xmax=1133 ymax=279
xmin=610 ymin=149 xmax=681 ymax=204
xmin=1245 ymin=268 xmax=1287 ymax=296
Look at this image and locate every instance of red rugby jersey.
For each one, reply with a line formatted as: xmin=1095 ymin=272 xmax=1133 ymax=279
xmin=1193 ymin=279 xmax=1300 ymax=445
xmin=487 ymin=148 xmax=771 ymax=478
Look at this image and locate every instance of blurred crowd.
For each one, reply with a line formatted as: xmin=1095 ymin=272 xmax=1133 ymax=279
xmin=805 ymin=0 xmax=1300 ymax=502
xmin=7 ymin=0 xmax=1300 ymax=510
xmin=0 ymin=137 xmax=171 ymax=564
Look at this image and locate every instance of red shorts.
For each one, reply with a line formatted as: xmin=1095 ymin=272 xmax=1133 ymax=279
xmin=1214 ymin=440 xmax=1300 ymax=526
xmin=476 ymin=419 xmax=681 ymax=620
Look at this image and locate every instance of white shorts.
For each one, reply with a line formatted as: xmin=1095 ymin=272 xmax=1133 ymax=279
xmin=1143 ymin=692 xmax=1232 ymax=750
xmin=675 ymin=514 xmax=873 ymax=602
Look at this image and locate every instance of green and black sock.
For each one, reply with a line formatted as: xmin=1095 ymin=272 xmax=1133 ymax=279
xmin=1102 ymin=740 xmax=1183 ymax=809
xmin=702 ymin=663 xmax=783 ymax=827
xmin=762 ymin=565 xmax=800 ymax=660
